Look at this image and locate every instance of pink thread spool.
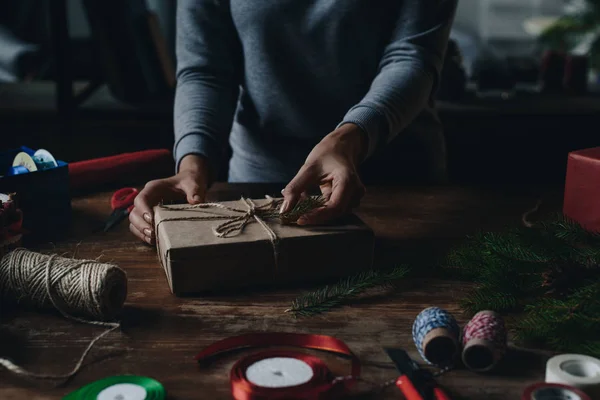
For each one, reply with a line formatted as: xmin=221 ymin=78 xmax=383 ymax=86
xmin=462 ymin=310 xmax=507 ymax=372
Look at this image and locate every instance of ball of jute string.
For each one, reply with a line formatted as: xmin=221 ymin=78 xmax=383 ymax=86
xmin=0 ymin=248 xmax=127 ymax=384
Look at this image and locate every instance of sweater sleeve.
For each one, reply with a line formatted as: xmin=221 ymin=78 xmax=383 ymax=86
xmin=338 ymin=0 xmax=457 ymax=159
xmin=173 ymin=0 xmax=242 ymax=175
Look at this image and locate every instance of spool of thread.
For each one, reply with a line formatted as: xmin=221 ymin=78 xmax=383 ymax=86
xmin=461 ymin=310 xmax=507 ymax=372
xmin=522 ymin=382 xmax=590 ymax=400
xmin=0 ymin=248 xmax=127 ymax=382
xmin=545 ymin=354 xmax=600 ymax=398
xmin=0 ymin=248 xmax=127 ymax=320
xmin=412 ymin=307 xmax=460 ymax=367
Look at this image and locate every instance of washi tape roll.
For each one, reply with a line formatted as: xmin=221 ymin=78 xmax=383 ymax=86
xmin=522 ymin=382 xmax=590 ymax=400
xmin=33 ymin=148 xmax=58 ymax=171
xmin=62 ymin=375 xmax=165 ymax=400
xmin=12 ymin=152 xmax=37 ymax=172
xmin=545 ymin=354 xmax=600 ymax=398
xmin=461 ymin=310 xmax=507 ymax=372
xmin=412 ymin=307 xmax=460 ymax=367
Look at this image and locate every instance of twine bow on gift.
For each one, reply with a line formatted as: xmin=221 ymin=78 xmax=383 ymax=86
xmin=155 ymin=195 xmax=325 ymax=273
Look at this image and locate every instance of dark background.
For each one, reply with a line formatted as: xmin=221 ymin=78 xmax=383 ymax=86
xmin=1 ymin=0 xmax=599 ymax=186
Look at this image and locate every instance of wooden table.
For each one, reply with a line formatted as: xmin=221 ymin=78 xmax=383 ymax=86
xmin=0 ymin=183 xmax=562 ymax=400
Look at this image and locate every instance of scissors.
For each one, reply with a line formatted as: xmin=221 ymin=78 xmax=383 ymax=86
xmin=384 ymin=348 xmax=452 ymax=400
xmin=103 ymin=187 xmax=139 ymax=232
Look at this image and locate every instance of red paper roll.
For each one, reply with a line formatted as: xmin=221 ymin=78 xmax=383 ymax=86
xmin=68 ymin=149 xmax=173 ymax=191
xmin=522 ymin=382 xmax=590 ymax=400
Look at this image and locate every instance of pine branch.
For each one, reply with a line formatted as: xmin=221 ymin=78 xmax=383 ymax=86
xmin=460 ymin=289 xmax=518 ymax=316
xmin=286 ymin=265 xmax=410 ymax=317
xmin=263 ymin=195 xmax=327 ymax=224
xmin=447 ymin=213 xmax=600 ymax=356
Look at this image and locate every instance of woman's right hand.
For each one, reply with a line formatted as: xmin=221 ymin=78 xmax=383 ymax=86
xmin=129 ymin=154 xmax=210 ymax=245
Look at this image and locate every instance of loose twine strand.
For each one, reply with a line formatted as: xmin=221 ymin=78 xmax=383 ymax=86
xmin=0 ymin=248 xmax=126 ymax=383
xmin=156 ymin=196 xmax=282 ymax=271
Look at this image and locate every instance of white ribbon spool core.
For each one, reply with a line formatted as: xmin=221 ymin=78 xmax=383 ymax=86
xmin=245 ymin=357 xmax=314 ymax=388
xmin=97 ymin=383 xmax=148 ymax=400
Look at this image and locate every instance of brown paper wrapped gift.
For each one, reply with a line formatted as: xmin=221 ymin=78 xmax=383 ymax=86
xmin=154 ymin=197 xmax=374 ymax=295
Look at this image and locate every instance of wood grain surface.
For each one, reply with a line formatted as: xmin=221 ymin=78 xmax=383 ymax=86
xmin=0 ymin=183 xmax=563 ymax=400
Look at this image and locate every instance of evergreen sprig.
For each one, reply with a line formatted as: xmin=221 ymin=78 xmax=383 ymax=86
xmin=446 ymin=215 xmax=600 ymax=357
xmin=286 ymin=265 xmax=410 ymax=317
xmin=264 ymin=196 xmax=327 ymax=224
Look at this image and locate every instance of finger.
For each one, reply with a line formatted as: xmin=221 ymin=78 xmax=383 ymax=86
xmin=130 ymin=223 xmax=153 ymax=245
xmin=319 ymin=183 xmax=333 ymax=202
xmin=133 ymin=180 xmax=170 ymax=225
xmin=298 ymin=175 xmax=354 ymax=225
xmin=129 ymin=210 xmax=154 ymax=238
xmin=178 ymin=176 xmax=206 ymax=204
xmin=281 ymin=163 xmax=319 ymax=214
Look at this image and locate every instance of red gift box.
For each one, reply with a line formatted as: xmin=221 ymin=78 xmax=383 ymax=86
xmin=563 ymin=147 xmax=600 ymax=232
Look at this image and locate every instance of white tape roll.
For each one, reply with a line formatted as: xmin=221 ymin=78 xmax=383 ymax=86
xmin=545 ymin=354 xmax=600 ymax=398
xmin=245 ymin=357 xmax=314 ymax=388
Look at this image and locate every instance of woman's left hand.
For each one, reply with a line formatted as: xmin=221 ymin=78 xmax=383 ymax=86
xmin=281 ymin=123 xmax=368 ymax=225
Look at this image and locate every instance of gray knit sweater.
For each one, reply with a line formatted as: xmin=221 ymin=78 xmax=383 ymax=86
xmin=174 ymin=0 xmax=457 ymax=181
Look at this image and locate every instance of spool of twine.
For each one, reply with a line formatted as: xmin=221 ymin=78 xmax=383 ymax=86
xmin=412 ymin=307 xmax=460 ymax=368
xmin=0 ymin=248 xmax=127 ymax=382
xmin=461 ymin=310 xmax=507 ymax=372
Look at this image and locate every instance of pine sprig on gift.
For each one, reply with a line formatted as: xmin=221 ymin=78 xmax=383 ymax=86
xmin=263 ymin=196 xmax=327 ymax=224
xmin=445 ymin=215 xmax=600 ymax=357
xmin=286 ymin=265 xmax=410 ymax=317
xmin=279 ymin=195 xmax=327 ymax=225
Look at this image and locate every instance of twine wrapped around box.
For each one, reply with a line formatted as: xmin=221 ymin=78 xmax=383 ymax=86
xmin=153 ymin=196 xmax=374 ymax=295
xmin=156 ymin=196 xmax=286 ymax=272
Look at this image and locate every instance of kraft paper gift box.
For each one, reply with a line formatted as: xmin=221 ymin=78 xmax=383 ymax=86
xmin=563 ymin=147 xmax=600 ymax=232
xmin=154 ymin=197 xmax=375 ymax=295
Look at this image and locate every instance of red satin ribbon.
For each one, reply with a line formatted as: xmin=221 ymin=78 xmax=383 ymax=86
xmin=521 ymin=382 xmax=590 ymax=400
xmin=195 ymin=333 xmax=361 ymax=400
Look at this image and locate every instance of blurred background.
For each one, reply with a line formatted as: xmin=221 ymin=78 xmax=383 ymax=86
xmin=1 ymin=0 xmax=599 ymax=185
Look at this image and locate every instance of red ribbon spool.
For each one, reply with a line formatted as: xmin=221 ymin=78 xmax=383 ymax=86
xmin=521 ymin=382 xmax=590 ymax=400
xmin=195 ymin=333 xmax=361 ymax=400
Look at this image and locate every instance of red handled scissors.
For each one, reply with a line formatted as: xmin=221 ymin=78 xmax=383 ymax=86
xmin=384 ymin=348 xmax=452 ymax=400
xmin=103 ymin=187 xmax=139 ymax=232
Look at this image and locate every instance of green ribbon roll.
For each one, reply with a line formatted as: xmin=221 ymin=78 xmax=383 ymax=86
xmin=63 ymin=375 xmax=165 ymax=400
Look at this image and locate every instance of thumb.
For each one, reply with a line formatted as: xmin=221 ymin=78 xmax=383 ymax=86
xmin=281 ymin=163 xmax=318 ymax=213
xmin=178 ymin=176 xmax=206 ymax=204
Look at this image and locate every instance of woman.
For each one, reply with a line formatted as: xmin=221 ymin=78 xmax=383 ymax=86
xmin=130 ymin=0 xmax=457 ymax=244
